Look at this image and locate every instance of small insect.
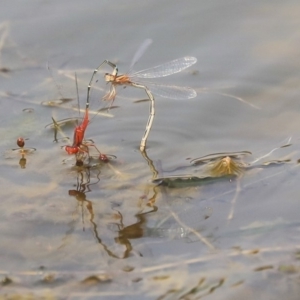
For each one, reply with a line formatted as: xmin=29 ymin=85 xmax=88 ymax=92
xmin=17 ymin=137 xmax=25 ymax=148
xmin=87 ymin=39 xmax=197 ymax=151
xmin=12 ymin=137 xmax=36 ymax=169
xmin=13 ymin=137 xmax=35 ymax=154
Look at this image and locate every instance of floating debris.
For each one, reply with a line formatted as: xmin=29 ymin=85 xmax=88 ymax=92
xmin=254 ymin=265 xmax=274 ymax=272
xmin=80 ymin=274 xmax=112 ymax=286
xmin=1 ymin=276 xmax=13 ymax=286
xmin=209 ymin=156 xmax=246 ymax=177
xmin=190 ymin=151 xmax=252 ymax=165
xmin=22 ymin=108 xmax=35 ymax=113
xmin=41 ymin=98 xmax=73 ymax=107
xmin=262 ymin=159 xmax=291 ymax=166
xmin=44 ymin=117 xmax=81 ymax=129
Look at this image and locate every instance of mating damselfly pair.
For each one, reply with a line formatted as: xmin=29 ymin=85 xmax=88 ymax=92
xmin=63 ymin=39 xmax=197 ymax=164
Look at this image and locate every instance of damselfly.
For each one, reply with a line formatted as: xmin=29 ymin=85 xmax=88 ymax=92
xmin=87 ymin=39 xmax=197 ymax=151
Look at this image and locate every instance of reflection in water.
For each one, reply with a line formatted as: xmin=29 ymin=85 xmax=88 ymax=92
xmin=19 ymin=155 xmax=26 ymax=169
xmin=67 ymin=167 xmax=129 ymax=258
xmin=113 ymin=205 xmax=158 ymax=253
xmin=64 ymin=160 xmax=216 ymax=259
xmin=57 ymin=143 xmax=294 ymax=278
xmin=140 ymin=148 xmax=159 ymax=180
xmin=68 ymin=168 xmax=99 ymax=232
xmin=67 ymin=166 xmax=158 ymax=259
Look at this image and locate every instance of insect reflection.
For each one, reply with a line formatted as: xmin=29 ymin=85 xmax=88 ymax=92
xmin=68 ymin=167 xmax=158 ymax=259
xmin=112 ymin=189 xmax=158 ymax=245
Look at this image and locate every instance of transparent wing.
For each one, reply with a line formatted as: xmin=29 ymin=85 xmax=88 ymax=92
xmin=136 ymin=82 xmax=197 ymax=99
xmin=130 ymin=56 xmax=197 ymax=79
xmin=129 ymin=39 xmax=153 ymax=71
xmin=145 ymin=206 xmax=213 ymax=239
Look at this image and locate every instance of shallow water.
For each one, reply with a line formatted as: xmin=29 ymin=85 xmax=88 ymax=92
xmin=1 ymin=1 xmax=300 ymax=299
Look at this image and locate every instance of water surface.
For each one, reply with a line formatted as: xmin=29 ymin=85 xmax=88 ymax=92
xmin=1 ymin=1 xmax=300 ymax=299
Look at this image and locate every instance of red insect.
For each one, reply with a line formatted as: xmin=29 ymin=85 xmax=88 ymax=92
xmin=17 ymin=137 xmax=25 ymax=148
xmin=64 ymin=96 xmax=108 ymax=164
xmin=65 ymin=101 xmax=90 ymax=155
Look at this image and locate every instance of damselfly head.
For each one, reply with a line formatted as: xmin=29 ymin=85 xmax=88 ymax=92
xmin=104 ymin=73 xmax=115 ymax=82
xmin=99 ymin=153 xmax=109 ymax=163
